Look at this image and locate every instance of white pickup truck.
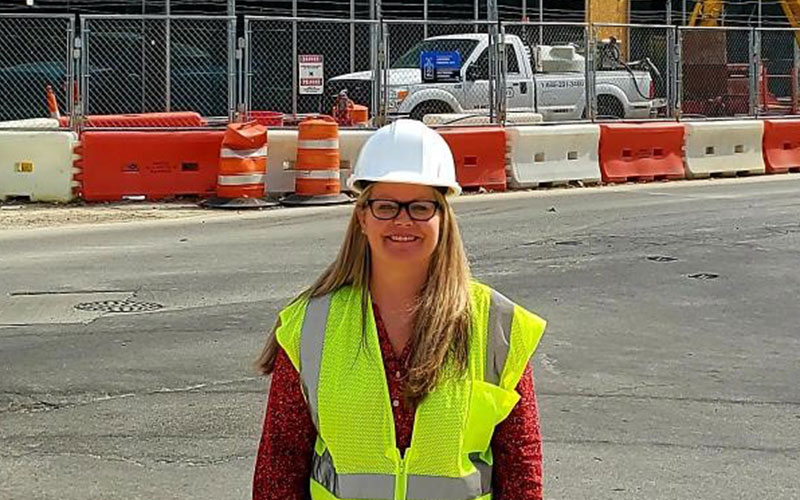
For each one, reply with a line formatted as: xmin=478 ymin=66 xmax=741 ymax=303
xmin=326 ymin=33 xmax=656 ymax=121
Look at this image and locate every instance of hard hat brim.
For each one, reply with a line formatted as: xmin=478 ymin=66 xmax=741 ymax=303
xmin=348 ymin=171 xmax=462 ymax=197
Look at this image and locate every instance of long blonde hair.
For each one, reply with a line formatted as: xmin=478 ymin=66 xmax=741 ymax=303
xmin=255 ymin=184 xmax=472 ymax=406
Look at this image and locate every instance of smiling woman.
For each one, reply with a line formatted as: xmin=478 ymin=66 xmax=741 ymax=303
xmin=253 ymin=120 xmax=547 ymax=500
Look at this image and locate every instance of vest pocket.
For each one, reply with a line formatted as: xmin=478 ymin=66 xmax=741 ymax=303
xmin=463 ymin=380 xmax=521 ymax=454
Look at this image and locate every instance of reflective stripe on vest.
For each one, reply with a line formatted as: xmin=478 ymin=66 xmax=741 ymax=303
xmin=313 ymin=448 xmax=395 ymax=499
xmin=220 ymin=145 xmax=268 ymax=158
xmin=299 ymin=139 xmax=339 ymax=149
xmin=300 ymin=294 xmax=329 ymax=429
xmin=312 ymin=449 xmax=491 ymax=500
xmin=217 ymin=173 xmax=266 ymax=186
xmin=296 ymin=169 xmax=340 ymax=179
xmin=485 ymin=290 xmax=515 ymax=385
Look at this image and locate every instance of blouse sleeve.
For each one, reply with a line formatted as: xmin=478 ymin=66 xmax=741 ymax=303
xmin=253 ymin=347 xmax=318 ymax=500
xmin=490 ymin=364 xmax=544 ymax=500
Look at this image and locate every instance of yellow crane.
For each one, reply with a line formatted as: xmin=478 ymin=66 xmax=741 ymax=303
xmin=690 ymin=0 xmax=800 ymax=32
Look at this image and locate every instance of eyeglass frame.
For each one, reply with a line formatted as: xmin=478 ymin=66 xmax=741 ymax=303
xmin=363 ymin=199 xmax=442 ymax=221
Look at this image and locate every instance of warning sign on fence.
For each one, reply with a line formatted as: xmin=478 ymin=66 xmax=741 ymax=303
xmin=299 ymin=54 xmax=324 ymax=95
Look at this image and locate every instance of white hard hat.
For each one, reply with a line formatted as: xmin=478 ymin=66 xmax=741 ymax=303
xmin=348 ymin=119 xmax=461 ymax=196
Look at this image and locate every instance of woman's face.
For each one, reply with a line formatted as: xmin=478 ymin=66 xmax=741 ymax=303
xmin=358 ymin=182 xmax=442 ymax=269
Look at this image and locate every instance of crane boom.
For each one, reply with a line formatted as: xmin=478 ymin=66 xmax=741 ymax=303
xmin=689 ymin=0 xmax=800 ymax=31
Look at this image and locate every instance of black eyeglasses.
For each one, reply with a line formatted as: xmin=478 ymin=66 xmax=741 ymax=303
xmin=365 ymin=199 xmax=441 ymax=221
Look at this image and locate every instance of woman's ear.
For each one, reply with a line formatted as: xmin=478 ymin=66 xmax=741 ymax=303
xmin=356 ymin=207 xmax=367 ymax=234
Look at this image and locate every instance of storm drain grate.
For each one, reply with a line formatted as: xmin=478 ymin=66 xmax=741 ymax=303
xmin=74 ymin=300 xmax=164 ymax=313
xmin=647 ymin=256 xmax=678 ymax=263
xmin=688 ymin=273 xmax=719 ymax=280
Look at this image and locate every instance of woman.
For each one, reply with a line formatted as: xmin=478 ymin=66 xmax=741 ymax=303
xmin=253 ymin=120 xmax=547 ymax=500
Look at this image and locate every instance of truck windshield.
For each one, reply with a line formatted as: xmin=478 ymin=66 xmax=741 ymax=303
xmin=391 ymin=39 xmax=479 ymax=69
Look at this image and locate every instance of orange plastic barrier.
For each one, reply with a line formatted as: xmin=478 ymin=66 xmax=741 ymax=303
xmin=438 ymin=127 xmax=507 ymax=191
xmin=81 ymin=112 xmax=207 ymax=128
xmin=351 ymin=105 xmax=369 ymax=125
xmin=249 ymin=111 xmax=284 ymax=127
xmin=77 ymin=130 xmax=224 ymax=201
xmin=599 ymin=123 xmax=686 ymax=183
xmin=216 ymin=121 xmax=268 ymax=199
xmin=763 ymin=120 xmax=800 ymax=174
xmin=282 ymin=116 xmax=351 ymax=206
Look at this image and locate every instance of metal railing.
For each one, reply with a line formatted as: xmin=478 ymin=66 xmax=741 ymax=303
xmin=3 ymin=13 xmax=800 ymax=129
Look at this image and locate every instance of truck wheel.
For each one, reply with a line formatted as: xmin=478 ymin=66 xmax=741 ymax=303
xmin=409 ymin=101 xmax=452 ymax=122
xmin=597 ymin=95 xmax=624 ymax=119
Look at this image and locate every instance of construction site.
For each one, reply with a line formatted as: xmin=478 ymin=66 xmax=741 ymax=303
xmin=1 ymin=2 xmax=799 ymax=500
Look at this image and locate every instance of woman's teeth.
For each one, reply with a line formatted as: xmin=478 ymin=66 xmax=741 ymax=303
xmin=388 ymin=235 xmax=417 ymax=242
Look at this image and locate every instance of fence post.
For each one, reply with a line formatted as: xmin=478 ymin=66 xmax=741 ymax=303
xmin=292 ymin=18 xmax=298 ymax=117
xmin=165 ymin=12 xmax=171 ymax=112
xmin=750 ymin=28 xmax=761 ymax=117
xmin=585 ymin=24 xmax=596 ymax=121
xmin=227 ymin=17 xmax=237 ymax=121
xmin=237 ymin=35 xmax=245 ymax=119
xmin=666 ymin=26 xmax=676 ymax=119
xmin=67 ymin=16 xmax=77 ymax=129
xmin=243 ymin=18 xmax=251 ymax=118
xmin=371 ymin=20 xmax=388 ymax=126
xmin=675 ymin=27 xmax=683 ymax=120
xmin=350 ymin=0 xmax=355 ymax=73
xmin=497 ymin=23 xmax=507 ymax=125
xmin=79 ymin=17 xmax=89 ymax=119
xmin=794 ymin=31 xmax=799 ymax=114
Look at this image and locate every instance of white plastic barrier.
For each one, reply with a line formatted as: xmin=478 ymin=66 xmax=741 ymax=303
xmin=684 ymin=120 xmax=766 ymax=178
xmin=507 ymin=124 xmax=601 ymax=188
xmin=0 ymin=118 xmax=61 ymax=129
xmin=424 ymin=112 xmax=543 ymax=126
xmin=266 ymin=128 xmax=374 ymax=195
xmin=265 ymin=129 xmax=298 ymax=195
xmin=338 ymin=129 xmax=373 ymax=193
xmin=0 ymin=130 xmax=78 ymax=202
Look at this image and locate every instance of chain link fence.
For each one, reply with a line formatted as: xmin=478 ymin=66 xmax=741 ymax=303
xmin=245 ymin=17 xmax=378 ymax=121
xmin=504 ymin=22 xmax=587 ymax=124
xmin=383 ymin=20 xmax=495 ymax=122
xmin=6 ymin=13 xmax=800 ymax=129
xmin=0 ymin=14 xmax=75 ymax=127
xmin=679 ymin=26 xmax=755 ymax=119
xmin=758 ymin=28 xmax=800 ymax=116
xmin=81 ymin=15 xmax=234 ymax=125
xmin=590 ymin=24 xmax=673 ymax=121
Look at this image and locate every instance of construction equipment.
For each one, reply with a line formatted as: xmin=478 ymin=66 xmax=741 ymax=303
xmin=688 ymin=0 xmax=800 ymax=115
xmin=690 ymin=0 xmax=800 ymax=39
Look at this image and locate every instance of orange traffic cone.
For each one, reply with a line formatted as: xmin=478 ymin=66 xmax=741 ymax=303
xmin=46 ymin=85 xmax=60 ymax=119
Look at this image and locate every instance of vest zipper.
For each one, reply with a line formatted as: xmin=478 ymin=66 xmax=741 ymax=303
xmin=395 ymin=455 xmax=408 ymax=500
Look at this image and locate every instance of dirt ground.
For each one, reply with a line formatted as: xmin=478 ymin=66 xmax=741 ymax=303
xmin=0 ymin=200 xmax=215 ymax=231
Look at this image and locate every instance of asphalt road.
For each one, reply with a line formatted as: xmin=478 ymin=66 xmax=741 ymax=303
xmin=1 ymin=176 xmax=799 ymax=500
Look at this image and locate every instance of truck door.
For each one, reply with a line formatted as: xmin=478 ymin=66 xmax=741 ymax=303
xmin=463 ymin=44 xmax=533 ymax=112
xmin=504 ymin=43 xmax=534 ymax=109
xmin=462 ymin=48 xmax=491 ymax=111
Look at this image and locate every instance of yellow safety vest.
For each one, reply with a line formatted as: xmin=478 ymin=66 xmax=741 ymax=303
xmin=275 ymin=281 xmax=546 ymax=500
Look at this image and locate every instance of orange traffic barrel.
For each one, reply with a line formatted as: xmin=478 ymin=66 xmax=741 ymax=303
xmin=281 ymin=116 xmax=352 ymax=206
xmin=203 ymin=121 xmax=276 ymax=209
